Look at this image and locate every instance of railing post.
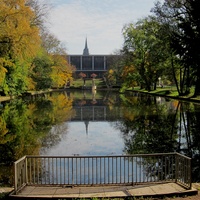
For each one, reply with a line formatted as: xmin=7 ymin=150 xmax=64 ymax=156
xmin=25 ymin=156 xmax=28 ymax=184
xmin=175 ymin=153 xmax=178 ymax=183
xmin=189 ymin=158 xmax=192 ymax=189
xmin=14 ymin=162 xmax=17 ymax=193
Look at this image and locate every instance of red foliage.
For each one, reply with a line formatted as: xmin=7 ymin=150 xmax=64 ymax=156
xmin=79 ymin=72 xmax=86 ymax=78
xmin=91 ymin=73 xmax=97 ymax=78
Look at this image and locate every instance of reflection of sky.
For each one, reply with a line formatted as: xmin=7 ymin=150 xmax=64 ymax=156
xmin=42 ymin=122 xmax=124 ymax=156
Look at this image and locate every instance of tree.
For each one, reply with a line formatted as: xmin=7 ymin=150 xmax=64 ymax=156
xmin=103 ymin=52 xmax=124 ymax=88
xmin=79 ymin=72 xmax=87 ymax=87
xmin=153 ymin=0 xmax=200 ymax=96
xmin=0 ymin=0 xmax=41 ymax=95
xmin=26 ymin=0 xmax=51 ymax=29
xmin=51 ymin=54 xmax=74 ymax=88
xmin=40 ymin=31 xmax=75 ymax=89
xmin=122 ymin=17 xmax=168 ymax=91
xmin=120 ymin=65 xmax=138 ymax=92
xmin=31 ymin=51 xmax=53 ymax=90
xmin=0 ymin=0 xmax=69 ymax=94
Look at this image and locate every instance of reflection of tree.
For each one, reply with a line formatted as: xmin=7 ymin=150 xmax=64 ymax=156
xmin=117 ymin=94 xmax=200 ymax=182
xmin=40 ymin=123 xmax=69 ymax=154
xmin=0 ymin=92 xmax=75 ymax=185
xmin=116 ymin=94 xmax=179 ymax=155
xmin=0 ymin=99 xmax=42 ymax=185
xmin=190 ymin=104 xmax=200 ymax=182
xmin=140 ymin=155 xmax=175 ymax=182
xmin=176 ymin=102 xmax=200 ymax=182
xmin=78 ymin=100 xmax=86 ymax=106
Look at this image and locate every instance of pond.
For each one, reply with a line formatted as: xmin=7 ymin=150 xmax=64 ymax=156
xmin=0 ymin=89 xmax=200 ymax=185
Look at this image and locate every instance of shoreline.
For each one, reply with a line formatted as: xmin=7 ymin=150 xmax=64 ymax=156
xmin=1 ymin=88 xmax=200 ymax=104
xmin=130 ymin=89 xmax=200 ymax=104
xmin=0 ymin=88 xmax=67 ymax=103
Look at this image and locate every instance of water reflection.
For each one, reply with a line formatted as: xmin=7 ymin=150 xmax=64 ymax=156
xmin=0 ymin=90 xmax=200 ymax=186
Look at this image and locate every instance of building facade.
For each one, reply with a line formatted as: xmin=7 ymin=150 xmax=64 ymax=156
xmin=67 ymin=39 xmax=119 ymax=78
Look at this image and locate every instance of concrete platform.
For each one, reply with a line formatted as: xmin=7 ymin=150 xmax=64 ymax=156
xmin=10 ymin=183 xmax=198 ymax=199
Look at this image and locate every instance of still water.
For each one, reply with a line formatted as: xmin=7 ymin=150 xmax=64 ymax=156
xmin=42 ymin=122 xmax=124 ymax=156
xmin=0 ymin=89 xmax=200 ymax=185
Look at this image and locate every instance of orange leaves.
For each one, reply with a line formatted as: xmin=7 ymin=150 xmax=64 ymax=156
xmin=0 ymin=0 xmax=73 ymax=93
xmin=0 ymin=0 xmax=40 ymax=60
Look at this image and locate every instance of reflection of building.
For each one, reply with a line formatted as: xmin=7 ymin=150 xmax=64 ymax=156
xmin=69 ymin=99 xmax=122 ymax=135
xmin=67 ymin=38 xmax=121 ymax=78
xmin=70 ymin=105 xmax=121 ymax=135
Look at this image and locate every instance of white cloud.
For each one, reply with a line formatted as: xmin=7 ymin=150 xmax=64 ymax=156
xmin=47 ymin=0 xmax=163 ymax=54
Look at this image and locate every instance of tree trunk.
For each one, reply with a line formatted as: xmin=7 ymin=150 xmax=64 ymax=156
xmin=194 ymin=75 xmax=200 ymax=97
xmin=171 ymin=54 xmax=180 ymax=95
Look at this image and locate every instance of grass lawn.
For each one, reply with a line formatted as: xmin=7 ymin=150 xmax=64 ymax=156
xmin=70 ymin=80 xmax=200 ymax=102
xmin=70 ymin=78 xmax=106 ymax=88
xmin=130 ymin=86 xmax=200 ymax=102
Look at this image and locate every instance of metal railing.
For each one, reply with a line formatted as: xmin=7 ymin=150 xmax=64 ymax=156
xmin=175 ymin=153 xmax=192 ymax=189
xmin=14 ymin=156 xmax=27 ymax=193
xmin=14 ymin=153 xmax=192 ymax=193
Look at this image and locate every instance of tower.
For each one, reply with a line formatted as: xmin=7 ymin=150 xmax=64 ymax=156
xmin=83 ymin=38 xmax=89 ymax=56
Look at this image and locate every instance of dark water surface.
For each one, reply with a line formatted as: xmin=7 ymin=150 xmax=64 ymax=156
xmin=0 ymin=89 xmax=200 ymax=185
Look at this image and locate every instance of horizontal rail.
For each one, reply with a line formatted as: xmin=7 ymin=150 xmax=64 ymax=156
xmin=14 ymin=153 xmax=192 ymax=193
xmin=26 ymin=152 xmax=179 ymax=158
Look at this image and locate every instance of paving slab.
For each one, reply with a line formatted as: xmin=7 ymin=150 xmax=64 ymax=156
xmin=55 ymin=187 xmax=80 ymax=194
xmin=0 ymin=187 xmax=14 ymax=193
xmin=10 ymin=182 xmax=198 ymax=199
xmin=128 ymin=185 xmax=155 ymax=196
xmin=79 ymin=192 xmax=106 ymax=198
xmin=16 ymin=186 xmax=36 ymax=197
xmin=26 ymin=187 xmax=57 ymax=195
xmin=149 ymin=183 xmax=182 ymax=194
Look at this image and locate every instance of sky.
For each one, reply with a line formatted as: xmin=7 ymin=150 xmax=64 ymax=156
xmin=47 ymin=0 xmax=163 ymax=55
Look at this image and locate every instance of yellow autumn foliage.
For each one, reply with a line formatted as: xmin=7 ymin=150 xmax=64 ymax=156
xmin=51 ymin=55 xmax=74 ymax=88
xmin=0 ymin=59 xmax=8 ymax=86
xmin=0 ymin=116 xmax=9 ymax=144
xmin=0 ymin=0 xmax=42 ymax=93
xmin=47 ymin=93 xmax=75 ymax=125
xmin=0 ymin=0 xmax=41 ymax=60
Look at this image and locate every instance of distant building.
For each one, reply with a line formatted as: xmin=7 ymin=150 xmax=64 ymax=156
xmin=67 ymin=38 xmax=120 ymax=78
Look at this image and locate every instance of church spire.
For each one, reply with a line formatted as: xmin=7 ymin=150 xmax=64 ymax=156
xmin=83 ymin=38 xmax=89 ymax=56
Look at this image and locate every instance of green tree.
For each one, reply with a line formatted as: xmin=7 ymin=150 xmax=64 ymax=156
xmin=103 ymin=52 xmax=124 ymax=88
xmin=153 ymin=0 xmax=200 ymax=96
xmin=31 ymin=51 xmax=53 ymax=90
xmin=122 ymin=17 xmax=168 ymax=91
